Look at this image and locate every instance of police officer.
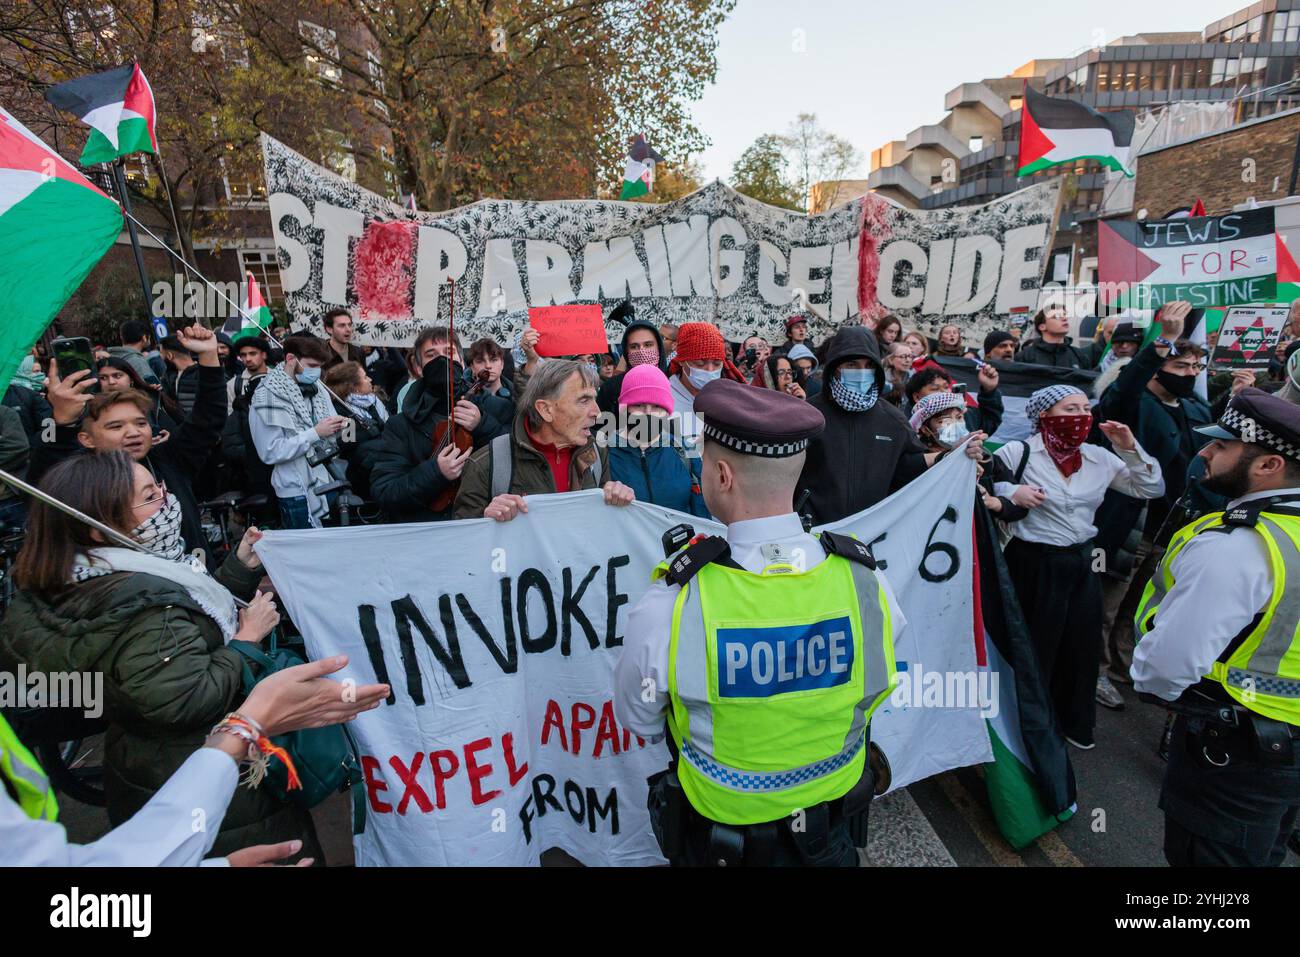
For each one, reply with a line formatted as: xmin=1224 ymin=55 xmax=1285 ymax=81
xmin=1132 ymin=388 xmax=1300 ymax=866
xmin=614 ymin=378 xmax=905 ymax=866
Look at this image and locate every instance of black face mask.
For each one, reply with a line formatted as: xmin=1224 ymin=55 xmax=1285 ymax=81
xmin=1156 ymin=369 xmax=1196 ymax=399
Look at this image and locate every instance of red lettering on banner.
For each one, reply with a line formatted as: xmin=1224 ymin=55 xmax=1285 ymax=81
xmin=503 ymin=732 xmax=529 ymax=786
xmin=430 ymin=749 xmax=460 ymax=810
xmin=570 ymin=702 xmax=597 ymax=755
xmin=593 ymin=701 xmax=622 ymax=758
xmin=1230 ymin=248 xmax=1246 ymax=271
xmin=541 ymin=699 xmax=568 ymax=750
xmin=465 ymin=736 xmax=501 ymax=806
xmin=390 ymin=752 xmax=433 ymax=814
xmin=361 ymin=755 xmax=392 ymax=814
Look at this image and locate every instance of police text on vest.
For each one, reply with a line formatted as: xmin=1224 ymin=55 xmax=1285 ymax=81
xmin=717 ymin=616 xmax=855 ymax=697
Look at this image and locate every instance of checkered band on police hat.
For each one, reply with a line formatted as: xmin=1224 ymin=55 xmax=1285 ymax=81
xmin=701 ymin=422 xmax=810 ymax=458
xmin=1218 ymin=405 xmax=1300 ymax=461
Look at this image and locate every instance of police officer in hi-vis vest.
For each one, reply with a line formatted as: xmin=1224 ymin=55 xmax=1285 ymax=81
xmin=1132 ymin=388 xmax=1300 ymax=867
xmin=614 ymin=377 xmax=906 ymax=866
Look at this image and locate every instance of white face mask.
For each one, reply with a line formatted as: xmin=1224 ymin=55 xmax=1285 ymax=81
xmin=133 ymin=492 xmax=185 ymax=561
xmin=686 ymin=364 xmax=722 ymax=389
xmin=937 ymin=420 xmax=970 ymax=449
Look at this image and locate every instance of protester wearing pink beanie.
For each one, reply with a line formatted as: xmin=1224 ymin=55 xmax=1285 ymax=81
xmin=619 ymin=364 xmax=674 ymax=413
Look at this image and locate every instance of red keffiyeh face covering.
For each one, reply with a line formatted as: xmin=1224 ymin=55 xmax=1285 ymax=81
xmin=1038 ymin=413 xmax=1092 ymax=477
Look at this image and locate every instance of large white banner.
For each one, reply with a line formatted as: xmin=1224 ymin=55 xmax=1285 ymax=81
xmin=255 ymin=452 xmax=989 ymax=866
xmin=261 ymin=133 xmax=1060 ymax=348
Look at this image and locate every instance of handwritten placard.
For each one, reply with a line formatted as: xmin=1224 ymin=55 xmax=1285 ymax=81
xmin=528 ymin=304 xmax=607 ymax=357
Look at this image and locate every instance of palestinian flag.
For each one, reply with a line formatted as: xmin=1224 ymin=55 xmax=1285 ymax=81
xmin=974 ymin=505 xmax=1077 ymax=849
xmin=45 ymin=62 xmax=157 ymax=165
xmin=935 ymin=356 xmax=1098 ymax=446
xmin=1017 ymin=87 xmax=1134 ymax=178
xmin=0 ymin=105 xmax=122 ymax=391
xmin=223 ymin=272 xmax=272 ymax=342
xmin=1098 ymin=207 xmax=1277 ymax=310
xmin=619 ymin=134 xmax=664 ymax=200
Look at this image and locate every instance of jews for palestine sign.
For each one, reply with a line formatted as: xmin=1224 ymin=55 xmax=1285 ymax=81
xmin=260 ymin=134 xmax=1060 ymax=347
xmin=1098 ymin=208 xmax=1278 ymax=310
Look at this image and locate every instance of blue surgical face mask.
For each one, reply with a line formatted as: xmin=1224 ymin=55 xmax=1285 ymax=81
xmin=686 ymin=364 xmax=722 ymax=389
xmin=838 ymin=367 xmax=876 ymax=394
xmin=295 ymin=365 xmax=321 ymax=385
xmin=937 ymin=420 xmax=970 ymax=449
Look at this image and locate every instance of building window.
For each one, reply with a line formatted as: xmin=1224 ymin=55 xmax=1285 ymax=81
xmin=322 ymin=130 xmax=357 ymax=182
xmin=239 ymin=250 xmax=283 ymax=305
xmin=1273 ymin=10 xmax=1300 ymax=42
xmin=192 ymin=9 xmax=248 ymax=67
xmin=65 ymin=5 xmax=119 ymax=57
xmin=299 ymin=19 xmax=342 ymax=85
xmin=968 ymin=135 xmax=983 ymax=152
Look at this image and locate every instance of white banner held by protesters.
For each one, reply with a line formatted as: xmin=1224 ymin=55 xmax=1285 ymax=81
xmin=255 ymin=452 xmax=989 ymax=866
xmin=261 ymin=133 xmax=1060 ymax=349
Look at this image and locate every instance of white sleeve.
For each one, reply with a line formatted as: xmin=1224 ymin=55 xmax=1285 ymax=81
xmin=876 ymin=569 xmax=909 ymax=651
xmin=0 ymin=747 xmax=238 ymax=866
xmin=1105 ymin=441 xmax=1165 ymax=500
xmin=249 ymin=406 xmax=319 ymax=466
xmin=1131 ymin=528 xmax=1274 ymax=700
xmin=613 ymin=582 xmax=679 ymax=741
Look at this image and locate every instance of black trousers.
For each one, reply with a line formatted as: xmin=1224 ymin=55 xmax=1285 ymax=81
xmin=1003 ymin=537 xmax=1102 ymax=743
xmin=1161 ymin=715 xmax=1300 ymax=866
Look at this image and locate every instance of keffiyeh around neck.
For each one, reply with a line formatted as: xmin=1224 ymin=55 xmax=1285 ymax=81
xmin=70 ymin=547 xmax=240 ymax=642
xmin=830 ymin=374 xmax=879 ymax=412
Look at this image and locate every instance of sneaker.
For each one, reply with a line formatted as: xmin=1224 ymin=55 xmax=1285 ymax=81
xmin=1066 ymin=735 xmax=1096 ymax=751
xmin=1095 ymin=675 xmax=1126 ymax=711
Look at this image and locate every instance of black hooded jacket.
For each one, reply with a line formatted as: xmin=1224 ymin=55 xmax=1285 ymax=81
xmin=596 ymin=320 xmax=668 ymax=415
xmin=798 ymin=326 xmax=929 ymax=525
xmin=369 ymin=358 xmax=506 ymax=523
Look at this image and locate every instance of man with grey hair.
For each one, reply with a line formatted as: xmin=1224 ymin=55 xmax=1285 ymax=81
xmin=454 ymin=358 xmax=636 ymax=520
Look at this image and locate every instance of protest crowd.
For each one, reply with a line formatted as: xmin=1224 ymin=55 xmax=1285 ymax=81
xmin=4 ymin=291 xmax=1300 ymax=869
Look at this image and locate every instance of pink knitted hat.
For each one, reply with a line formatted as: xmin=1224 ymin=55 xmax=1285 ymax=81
xmin=619 ymin=364 xmax=674 ymax=413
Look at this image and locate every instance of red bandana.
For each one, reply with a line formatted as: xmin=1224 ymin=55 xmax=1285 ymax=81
xmin=1038 ymin=413 xmax=1092 ymax=477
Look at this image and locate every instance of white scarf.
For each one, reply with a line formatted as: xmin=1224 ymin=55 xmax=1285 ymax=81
xmin=70 ymin=547 xmax=240 ymax=643
xmin=251 ymin=365 xmax=338 ymax=523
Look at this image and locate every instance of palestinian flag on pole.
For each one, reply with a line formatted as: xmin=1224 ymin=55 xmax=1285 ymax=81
xmin=0 ymin=105 xmax=122 ymax=391
xmin=44 ymin=62 xmax=157 ymax=165
xmin=1017 ymin=86 xmax=1135 ymax=178
xmin=223 ymin=272 xmax=273 ymax=342
xmin=620 ymin=134 xmax=664 ymax=200
xmin=974 ymin=505 xmax=1077 ymax=849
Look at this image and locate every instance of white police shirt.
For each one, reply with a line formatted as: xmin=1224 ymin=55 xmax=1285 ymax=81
xmin=1131 ymin=486 xmax=1300 ymax=702
xmin=613 ymin=512 xmax=907 ymax=739
xmin=0 ymin=746 xmax=238 ymax=866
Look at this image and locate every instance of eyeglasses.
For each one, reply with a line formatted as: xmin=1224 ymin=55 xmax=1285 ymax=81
xmin=132 ymin=481 xmax=168 ymax=510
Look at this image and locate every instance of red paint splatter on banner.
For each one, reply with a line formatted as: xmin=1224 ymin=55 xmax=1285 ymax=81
xmin=857 ymin=195 xmax=894 ymax=327
xmin=354 ymin=221 xmax=417 ymax=319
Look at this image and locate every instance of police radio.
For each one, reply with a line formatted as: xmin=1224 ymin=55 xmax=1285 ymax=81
xmin=662 ymin=523 xmax=695 ymax=558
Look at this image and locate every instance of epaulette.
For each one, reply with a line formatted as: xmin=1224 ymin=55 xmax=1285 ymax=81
xmin=817 ymin=530 xmax=877 ymax=569
xmin=663 ymin=535 xmax=734 ymax=586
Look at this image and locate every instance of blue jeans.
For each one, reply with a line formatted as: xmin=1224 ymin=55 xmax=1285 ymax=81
xmin=277 ymin=493 xmax=337 ymax=529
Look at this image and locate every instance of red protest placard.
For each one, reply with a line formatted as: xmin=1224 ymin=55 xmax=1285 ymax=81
xmin=529 ymin=304 xmax=607 ymax=357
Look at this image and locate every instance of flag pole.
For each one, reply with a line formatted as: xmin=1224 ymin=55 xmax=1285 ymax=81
xmin=109 ymin=158 xmax=166 ymax=338
xmin=150 ymin=150 xmax=187 ymax=264
xmin=117 ymin=206 xmax=350 ymax=407
xmin=0 ymin=466 xmax=251 ymax=608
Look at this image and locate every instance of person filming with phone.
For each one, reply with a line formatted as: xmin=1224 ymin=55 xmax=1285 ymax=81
xmin=36 ymin=325 xmax=228 ymax=568
xmin=249 ymin=336 xmax=349 ymax=529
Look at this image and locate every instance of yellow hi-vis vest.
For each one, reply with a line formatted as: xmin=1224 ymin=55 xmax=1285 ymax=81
xmin=0 ymin=712 xmax=57 ymax=821
xmin=654 ymin=536 xmax=897 ymax=826
xmin=1135 ymin=505 xmax=1300 ymax=724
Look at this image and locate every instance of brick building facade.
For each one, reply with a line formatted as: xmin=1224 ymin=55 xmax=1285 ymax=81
xmin=1130 ymin=107 xmax=1300 ymax=216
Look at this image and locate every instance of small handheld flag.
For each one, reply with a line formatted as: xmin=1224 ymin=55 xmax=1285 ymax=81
xmin=45 ymin=62 xmax=158 ymax=165
xmin=223 ymin=272 xmax=273 ymax=342
xmin=620 ymin=133 xmax=664 ymax=200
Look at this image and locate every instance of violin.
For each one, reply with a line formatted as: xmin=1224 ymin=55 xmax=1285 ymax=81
xmin=429 ymin=277 xmax=490 ymax=512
